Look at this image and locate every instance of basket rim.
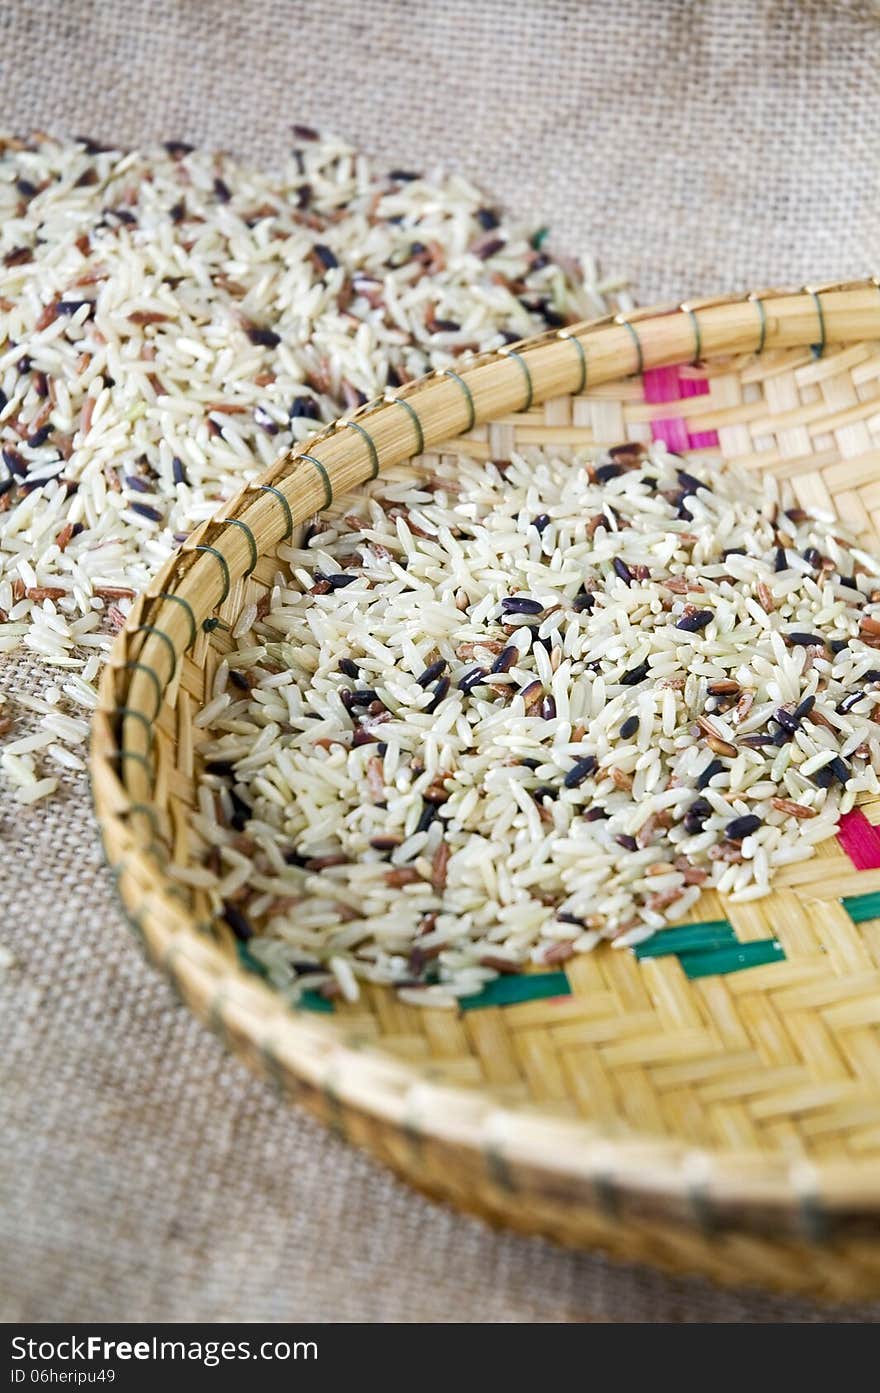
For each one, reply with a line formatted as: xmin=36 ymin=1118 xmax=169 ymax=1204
xmin=91 ymin=279 xmax=880 ymax=1237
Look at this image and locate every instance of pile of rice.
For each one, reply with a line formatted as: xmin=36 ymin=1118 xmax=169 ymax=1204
xmin=183 ymin=442 xmax=880 ymax=1008
xmin=0 ymin=130 xmax=617 ymax=802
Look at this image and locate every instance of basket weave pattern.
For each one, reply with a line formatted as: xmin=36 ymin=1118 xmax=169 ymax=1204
xmin=92 ymin=283 xmax=880 ymax=1297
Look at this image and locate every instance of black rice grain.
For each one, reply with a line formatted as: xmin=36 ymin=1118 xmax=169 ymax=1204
xmin=684 ymin=797 xmax=712 ymax=835
xmin=725 ymin=814 xmax=762 ymax=840
xmin=787 ymin=632 xmax=827 ymax=648
xmin=501 ymin=596 xmax=543 ymax=615
xmin=458 ymin=667 xmax=486 ymax=693
xmin=564 ymin=755 xmax=598 ymax=788
xmin=676 ymin=609 xmax=712 ymax=632
xmin=416 ymin=658 xmax=447 ymax=687
xmin=426 ymin=676 xmax=450 ymax=713
xmin=491 ymin=646 xmax=517 ymax=674
xmin=246 ymin=326 xmax=281 ymax=348
xmin=222 ymin=902 xmax=253 ymax=941
xmin=621 ymin=661 xmax=649 ymax=686
xmin=312 ymin=243 xmax=338 ymax=270
xmin=130 ymin=502 xmax=163 ymax=522
xmin=829 ymin=756 xmax=851 ymax=786
xmin=697 ymin=758 xmax=725 ymax=789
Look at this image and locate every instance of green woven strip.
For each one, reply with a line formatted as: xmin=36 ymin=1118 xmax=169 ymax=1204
xmin=299 ymin=453 xmax=333 ymax=509
xmin=157 ymin=591 xmax=197 ymax=649
xmin=678 ymin=939 xmax=785 ymax=980
xmin=299 ymin=988 xmax=334 ymax=1013
xmin=459 ymin=971 xmax=570 ymax=1011
xmin=236 ymin=941 xmax=268 ymax=978
xmin=635 ymin=920 xmax=736 ymax=960
xmin=345 ymin=418 xmax=380 ymax=479
xmin=842 ymin=891 xmax=880 ymax=924
xmin=223 ymin=517 xmax=258 ymax=576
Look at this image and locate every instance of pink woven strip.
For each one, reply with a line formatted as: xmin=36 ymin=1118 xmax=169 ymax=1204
xmin=837 ymin=808 xmax=880 ymax=870
xmin=687 ymin=428 xmax=721 ymax=449
xmin=644 ymin=365 xmax=718 ymax=451
xmin=650 ymin=416 xmax=690 ymax=452
xmin=643 ymin=366 xmax=681 ymax=404
xmin=677 ymin=376 xmax=710 ymax=399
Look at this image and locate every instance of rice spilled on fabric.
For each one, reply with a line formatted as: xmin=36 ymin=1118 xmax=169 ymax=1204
xmin=185 ymin=442 xmax=880 ymax=1007
xmin=0 ymin=130 xmax=617 ymax=801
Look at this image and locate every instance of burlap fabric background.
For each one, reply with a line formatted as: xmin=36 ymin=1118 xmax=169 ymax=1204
xmin=2 ymin=0 xmax=880 ymax=1323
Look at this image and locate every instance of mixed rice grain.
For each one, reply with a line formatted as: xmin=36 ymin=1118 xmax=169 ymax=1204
xmin=0 ymin=130 xmax=616 ymax=798
xmin=185 ymin=443 xmax=880 ymax=1006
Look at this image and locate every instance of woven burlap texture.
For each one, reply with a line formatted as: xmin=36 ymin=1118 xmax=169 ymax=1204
xmin=2 ymin=0 xmax=880 ymax=1323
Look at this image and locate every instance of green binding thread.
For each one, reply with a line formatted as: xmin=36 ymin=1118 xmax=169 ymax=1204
xmin=616 ymin=317 xmax=644 ymax=375
xmin=485 ymin=1143 xmax=515 ymax=1194
xmin=114 ymin=748 xmax=154 ymax=780
xmin=502 ymin=349 xmax=534 ymax=411
xmin=344 ymin=419 xmax=380 ymax=479
xmin=459 ymin=971 xmax=570 ymax=1011
xmin=127 ymin=802 xmax=161 ymax=837
xmin=123 ymin=660 xmax=163 ymax=719
xmin=387 ymin=395 xmax=425 ymax=455
xmin=749 ymin=293 xmax=768 ymax=354
xmin=635 ymin=920 xmax=736 ymax=960
xmin=559 ymin=330 xmax=587 ymax=394
xmin=259 ymin=1036 xmax=289 ymax=1098
xmin=440 ymin=369 xmax=476 ymax=431
xmin=116 ymin=706 xmax=154 ymax=746
xmin=157 ymin=591 xmax=197 ymax=649
xmin=259 ymin=484 xmax=293 ymax=540
xmin=842 ymin=891 xmax=880 ymax=923
xmin=298 ymin=453 xmax=333 ymax=509
xmin=683 ymin=305 xmax=702 ymax=363
xmin=194 ymin=544 xmax=231 ymax=604
xmin=678 ymin=939 xmax=785 ymax=980
xmin=207 ymin=988 xmax=233 ymax=1048
xmin=223 ymin=518 xmax=258 ymax=576
xmin=134 ymin=624 xmax=177 ymax=682
xmin=806 ymin=287 xmax=827 ymax=359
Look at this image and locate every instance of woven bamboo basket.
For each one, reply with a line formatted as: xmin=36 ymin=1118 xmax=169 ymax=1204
xmin=92 ymin=281 xmax=880 ymax=1300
